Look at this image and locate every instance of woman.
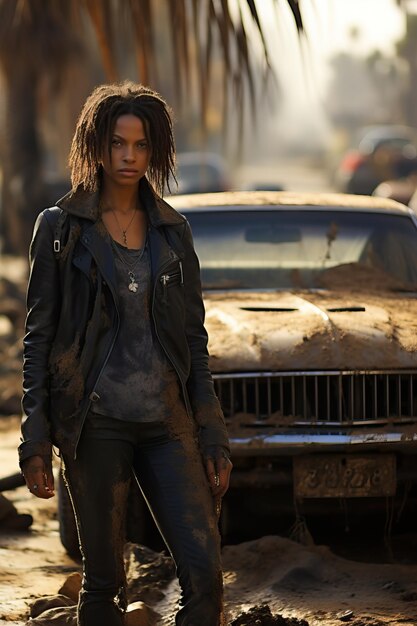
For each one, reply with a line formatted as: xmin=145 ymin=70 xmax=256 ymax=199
xmin=19 ymin=81 xmax=232 ymax=626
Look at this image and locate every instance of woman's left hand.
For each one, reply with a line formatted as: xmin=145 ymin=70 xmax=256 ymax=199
xmin=205 ymin=447 xmax=233 ymax=498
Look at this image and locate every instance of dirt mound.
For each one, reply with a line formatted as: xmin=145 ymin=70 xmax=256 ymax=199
xmin=222 ymin=535 xmax=417 ymax=626
xmin=230 ymin=604 xmax=309 ymax=626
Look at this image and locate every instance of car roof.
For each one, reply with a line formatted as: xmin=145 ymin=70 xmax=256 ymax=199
xmin=166 ymin=190 xmax=411 ymax=215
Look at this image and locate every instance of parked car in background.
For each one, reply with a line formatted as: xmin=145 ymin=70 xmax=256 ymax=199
xmin=59 ymin=191 xmax=417 ymax=552
xmin=334 ymin=125 xmax=417 ymax=196
xmin=168 ymin=151 xmax=232 ymax=194
xmin=372 ymin=161 xmax=417 ymax=206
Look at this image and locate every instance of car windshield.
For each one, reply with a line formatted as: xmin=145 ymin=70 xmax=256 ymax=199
xmin=185 ymin=208 xmax=417 ymax=291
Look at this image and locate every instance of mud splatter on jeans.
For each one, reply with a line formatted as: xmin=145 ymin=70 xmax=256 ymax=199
xmin=62 ymin=414 xmax=224 ymax=626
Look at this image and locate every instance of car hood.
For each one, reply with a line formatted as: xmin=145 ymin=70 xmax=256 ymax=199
xmin=204 ymin=290 xmax=417 ymax=371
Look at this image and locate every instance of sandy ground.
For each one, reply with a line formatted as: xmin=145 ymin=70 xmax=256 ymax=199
xmin=2 ymin=247 xmax=417 ymax=625
xmin=2 ymin=417 xmax=417 ymax=626
xmin=0 ymin=417 xmax=79 ymax=625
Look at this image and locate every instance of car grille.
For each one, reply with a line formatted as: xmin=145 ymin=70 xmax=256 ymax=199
xmin=213 ymin=371 xmax=417 ymax=426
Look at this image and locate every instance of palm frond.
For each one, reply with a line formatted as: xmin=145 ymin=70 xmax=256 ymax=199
xmin=286 ymin=0 xmax=303 ymax=32
xmin=127 ymin=0 xmax=156 ymax=86
xmin=167 ymin=0 xmax=191 ymax=105
xmin=84 ymin=0 xmax=118 ymax=81
xmin=0 ymin=0 xmax=305 ymax=125
xmin=82 ymin=0 xmax=304 ymax=126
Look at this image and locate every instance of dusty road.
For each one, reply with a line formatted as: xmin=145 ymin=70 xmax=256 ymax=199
xmin=2 ymin=416 xmax=417 ymax=626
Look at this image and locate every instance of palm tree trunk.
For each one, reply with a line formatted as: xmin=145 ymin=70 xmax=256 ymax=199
xmin=1 ymin=58 xmax=44 ymax=254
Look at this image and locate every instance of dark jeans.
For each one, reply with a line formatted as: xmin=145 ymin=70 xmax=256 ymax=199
xmin=62 ymin=414 xmax=223 ymax=626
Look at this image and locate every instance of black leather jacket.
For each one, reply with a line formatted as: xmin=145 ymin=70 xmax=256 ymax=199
xmin=19 ymin=178 xmax=229 ymax=464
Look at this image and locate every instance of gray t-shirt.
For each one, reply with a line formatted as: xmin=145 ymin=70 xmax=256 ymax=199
xmin=90 ymin=239 xmax=187 ymax=422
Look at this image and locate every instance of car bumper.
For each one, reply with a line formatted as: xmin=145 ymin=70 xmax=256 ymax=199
xmin=229 ymin=427 xmax=417 ymax=456
xmin=227 ymin=428 xmax=417 ymax=493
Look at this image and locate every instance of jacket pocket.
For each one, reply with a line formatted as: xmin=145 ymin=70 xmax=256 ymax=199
xmin=160 ymin=261 xmax=184 ymax=303
xmin=160 ymin=261 xmax=184 ymax=288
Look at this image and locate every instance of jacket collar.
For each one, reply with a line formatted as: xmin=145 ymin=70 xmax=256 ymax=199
xmin=56 ymin=177 xmax=185 ymax=227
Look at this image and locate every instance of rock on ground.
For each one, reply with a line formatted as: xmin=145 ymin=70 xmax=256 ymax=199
xmin=27 ymin=554 xmax=163 ymax=626
xmin=30 ymin=595 xmax=76 ymax=618
xmin=126 ymin=601 xmax=160 ymax=626
xmin=27 ymin=605 xmax=77 ymax=625
xmin=57 ymin=572 xmax=82 ymax=603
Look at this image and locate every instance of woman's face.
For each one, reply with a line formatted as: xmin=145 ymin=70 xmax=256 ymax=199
xmin=100 ymin=114 xmax=150 ymax=188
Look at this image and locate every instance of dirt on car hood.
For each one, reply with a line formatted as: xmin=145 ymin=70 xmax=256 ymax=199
xmin=204 ymin=290 xmax=417 ymax=371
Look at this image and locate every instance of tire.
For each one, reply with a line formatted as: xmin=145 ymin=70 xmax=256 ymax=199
xmin=58 ymin=467 xmax=81 ymax=559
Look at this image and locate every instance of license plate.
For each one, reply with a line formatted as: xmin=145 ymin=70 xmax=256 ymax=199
xmin=293 ymin=454 xmax=396 ymax=498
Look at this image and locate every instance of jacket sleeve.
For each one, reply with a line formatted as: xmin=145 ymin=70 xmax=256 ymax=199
xmin=18 ymin=211 xmax=61 ymax=466
xmin=181 ymin=220 xmax=230 ymax=455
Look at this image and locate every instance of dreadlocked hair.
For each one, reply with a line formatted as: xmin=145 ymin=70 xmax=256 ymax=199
xmin=68 ymin=81 xmax=176 ymax=196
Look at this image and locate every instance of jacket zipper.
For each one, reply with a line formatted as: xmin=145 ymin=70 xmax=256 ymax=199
xmin=152 ymin=260 xmax=192 ymax=417
xmin=73 ymin=257 xmax=121 ymax=459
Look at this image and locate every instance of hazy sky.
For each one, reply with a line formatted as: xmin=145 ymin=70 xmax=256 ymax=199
xmin=234 ymin=0 xmax=406 ymax=109
xmin=258 ymin=0 xmax=406 ymax=59
xmin=244 ymin=0 xmax=408 ymax=157
xmin=300 ymin=0 xmax=406 ymax=94
xmin=305 ymin=0 xmax=405 ymax=58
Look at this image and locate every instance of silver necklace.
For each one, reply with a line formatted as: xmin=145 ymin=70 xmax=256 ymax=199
xmin=111 ymin=208 xmax=137 ymax=247
xmin=111 ymin=238 xmax=147 ymax=293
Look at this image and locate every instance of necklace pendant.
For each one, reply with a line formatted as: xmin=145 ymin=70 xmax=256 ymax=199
xmin=128 ymin=271 xmax=139 ymax=292
xmin=128 ymin=281 xmax=139 ymax=292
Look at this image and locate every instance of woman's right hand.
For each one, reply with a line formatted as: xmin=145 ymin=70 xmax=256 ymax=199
xmin=21 ymin=455 xmax=55 ymax=499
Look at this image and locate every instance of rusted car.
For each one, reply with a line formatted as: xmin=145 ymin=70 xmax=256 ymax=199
xmin=170 ymin=191 xmax=417 ymax=539
xmin=59 ymin=191 xmax=417 ymax=552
